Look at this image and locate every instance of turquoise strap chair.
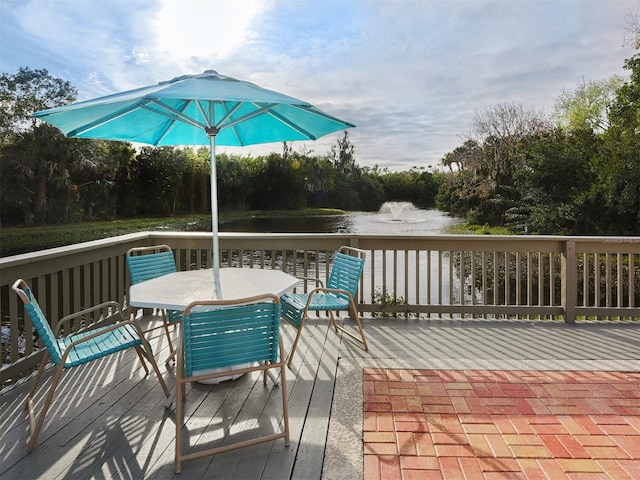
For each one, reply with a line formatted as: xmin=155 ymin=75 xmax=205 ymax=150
xmin=12 ymin=278 xmax=170 ymax=452
xmin=281 ymin=246 xmax=369 ymax=367
xmin=170 ymin=294 xmax=290 ymax=473
xmin=127 ymin=245 xmax=182 ymax=361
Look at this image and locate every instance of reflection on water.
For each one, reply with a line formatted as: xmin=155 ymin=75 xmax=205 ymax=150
xmin=337 ymin=202 xmax=462 ymax=235
xmin=220 ymin=215 xmax=344 ymax=233
xmin=221 ymin=202 xmax=464 ymax=311
xmin=222 ymin=202 xmax=461 ymax=235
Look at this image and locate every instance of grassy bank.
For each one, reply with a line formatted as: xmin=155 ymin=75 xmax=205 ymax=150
xmin=0 ymin=209 xmax=345 ymax=257
xmin=447 ymin=223 xmax=512 ymax=235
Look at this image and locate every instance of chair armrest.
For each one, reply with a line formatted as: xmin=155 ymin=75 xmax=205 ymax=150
xmin=55 ymin=301 xmax=125 ymax=335
xmin=59 ymin=319 xmax=146 ymax=365
xmin=304 ymin=287 xmax=354 ymax=309
xmin=293 ymin=276 xmax=326 ymax=289
xmin=307 ymin=287 xmax=352 ymax=298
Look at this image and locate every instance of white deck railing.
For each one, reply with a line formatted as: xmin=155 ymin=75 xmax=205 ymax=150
xmin=1 ymin=232 xmax=638 ymax=387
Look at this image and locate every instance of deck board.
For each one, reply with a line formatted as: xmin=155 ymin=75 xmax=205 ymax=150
xmin=290 ymin=321 xmax=339 ymax=480
xmin=2 ymin=315 xmax=639 ymax=479
xmin=0 ymin=313 xmax=343 ymax=480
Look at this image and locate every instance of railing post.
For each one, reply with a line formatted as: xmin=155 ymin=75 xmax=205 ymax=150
xmin=561 ymin=239 xmax=577 ymax=323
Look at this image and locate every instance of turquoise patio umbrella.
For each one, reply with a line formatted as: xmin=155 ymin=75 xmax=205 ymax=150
xmin=33 ymin=70 xmax=354 ymax=298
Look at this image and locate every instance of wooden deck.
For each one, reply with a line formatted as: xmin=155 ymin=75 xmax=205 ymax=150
xmin=1 ymin=312 xmax=346 ymax=480
xmin=2 ymin=315 xmax=639 ymax=479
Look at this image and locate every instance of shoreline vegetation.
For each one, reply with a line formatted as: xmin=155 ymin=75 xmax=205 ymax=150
xmin=0 ymin=208 xmax=503 ymax=258
xmin=0 ymin=209 xmax=344 ymax=257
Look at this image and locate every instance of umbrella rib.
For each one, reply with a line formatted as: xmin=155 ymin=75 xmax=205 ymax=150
xmin=216 ymin=102 xmax=243 ymax=127
xmin=154 ymin=100 xmax=194 ymax=145
xmin=66 ymin=99 xmax=149 ymax=137
xmin=194 ymin=100 xmax=213 ymax=129
xmin=266 ymin=109 xmax=317 ymax=139
xmin=146 ymin=99 xmax=207 ymax=130
xmin=297 ymin=104 xmax=356 ymax=127
xmin=218 ymin=102 xmax=244 ymax=145
xmin=218 ymin=103 xmax=276 ymax=130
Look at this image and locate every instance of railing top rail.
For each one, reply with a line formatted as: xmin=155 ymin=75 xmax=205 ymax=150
xmin=2 ymin=231 xmax=638 ymax=268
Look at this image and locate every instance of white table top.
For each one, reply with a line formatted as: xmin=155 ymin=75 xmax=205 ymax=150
xmin=129 ymin=268 xmax=300 ymax=311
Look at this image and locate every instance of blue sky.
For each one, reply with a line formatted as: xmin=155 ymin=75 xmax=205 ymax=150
xmin=1 ymin=0 xmax=637 ymax=171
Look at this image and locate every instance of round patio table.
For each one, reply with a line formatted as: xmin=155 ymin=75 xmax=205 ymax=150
xmin=128 ymin=267 xmax=300 ymax=310
xmin=129 ymin=267 xmax=300 ymax=385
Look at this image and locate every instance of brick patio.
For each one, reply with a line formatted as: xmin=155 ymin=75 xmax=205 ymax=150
xmin=363 ymin=368 xmax=640 ymax=479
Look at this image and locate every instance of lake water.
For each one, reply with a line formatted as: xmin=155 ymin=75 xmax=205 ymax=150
xmin=221 ymin=202 xmax=461 ymax=235
xmin=1 ymin=204 xmax=462 ymax=364
xmin=222 ymin=202 xmax=464 ymax=307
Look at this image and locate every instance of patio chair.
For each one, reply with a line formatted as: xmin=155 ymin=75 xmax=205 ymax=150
xmin=170 ymin=294 xmax=290 ymax=473
xmin=127 ymin=245 xmax=181 ymax=360
xmin=280 ymin=246 xmax=369 ymax=367
xmin=12 ymin=278 xmax=170 ymax=452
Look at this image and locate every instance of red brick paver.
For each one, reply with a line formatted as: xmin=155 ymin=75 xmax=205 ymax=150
xmin=363 ymin=369 xmax=640 ymax=479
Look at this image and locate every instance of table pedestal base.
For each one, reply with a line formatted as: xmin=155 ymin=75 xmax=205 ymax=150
xmin=194 ymin=365 xmax=249 ymax=384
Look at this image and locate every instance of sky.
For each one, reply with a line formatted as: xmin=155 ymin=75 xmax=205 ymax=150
xmin=1 ymin=0 xmax=638 ymax=171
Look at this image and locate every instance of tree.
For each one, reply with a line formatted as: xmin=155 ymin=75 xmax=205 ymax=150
xmin=329 ymin=130 xmax=356 ymax=174
xmin=511 ymin=128 xmax=599 ymax=234
xmin=553 ymin=76 xmax=624 ymax=132
xmin=441 ymin=139 xmax=482 ymax=173
xmin=624 ymin=11 xmax=640 ymax=49
xmin=379 ymin=167 xmax=440 ymax=208
xmin=0 ymin=67 xmax=77 ymax=146
xmin=0 ymin=68 xmax=81 ymax=224
xmin=588 ymin=47 xmax=640 ymax=234
xmin=471 ymin=101 xmax=550 ymax=189
xmin=130 ymin=147 xmax=191 ymax=215
xmin=298 ymin=154 xmax=335 ymax=207
xmin=438 ymin=103 xmax=551 ymax=226
xmin=246 ymin=153 xmax=307 ymax=210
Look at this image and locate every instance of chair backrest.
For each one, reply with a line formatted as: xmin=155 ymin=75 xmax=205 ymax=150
xmin=181 ymin=295 xmax=281 ymax=378
xmin=12 ymin=279 xmax=63 ymax=365
xmin=126 ymin=245 xmax=176 ymax=285
xmin=326 ymin=247 xmax=366 ymax=301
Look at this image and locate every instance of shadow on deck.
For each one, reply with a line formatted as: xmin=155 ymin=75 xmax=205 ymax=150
xmin=1 ymin=315 xmax=639 ymax=479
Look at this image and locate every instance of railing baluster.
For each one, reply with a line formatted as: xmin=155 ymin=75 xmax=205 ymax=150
xmin=62 ymin=269 xmax=71 ymax=324
xmin=425 ymin=249 xmax=431 ymax=306
xmin=617 ymin=253 xmax=623 ymax=312
xmin=392 ymin=250 xmax=398 ymax=301
xmin=481 ymin=252 xmax=487 ymax=317
xmin=2 ymin=232 xmax=638 ymax=389
xmin=527 ymin=253 xmax=533 ymax=317
xmin=630 ymin=253 xmax=636 ymax=309
xmin=504 ymin=252 xmax=510 ymax=310
xmin=582 ymin=253 xmax=588 ymax=309
xmin=606 ymin=253 xmax=612 ymax=311
xmin=414 ymin=250 xmax=419 ymax=308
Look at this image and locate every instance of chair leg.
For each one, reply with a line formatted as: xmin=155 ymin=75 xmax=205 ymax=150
xmin=161 ymin=310 xmax=176 ymax=359
xmin=333 ymin=301 xmax=369 ymax=352
xmin=26 ymin=355 xmax=66 ymax=452
xmin=172 ymin=344 xmax=289 ymax=472
xmin=349 ymin=300 xmax=368 ymax=351
xmin=26 ymin=350 xmax=49 ymax=404
xmin=175 ymin=376 xmax=184 ymax=474
xmin=133 ymin=346 xmax=151 ymax=375
xmin=285 ymin=316 xmax=307 ymax=368
xmin=278 ymin=338 xmax=291 ymax=446
xmin=137 ymin=340 xmax=170 ymax=398
xmin=328 ymin=311 xmax=339 ymax=332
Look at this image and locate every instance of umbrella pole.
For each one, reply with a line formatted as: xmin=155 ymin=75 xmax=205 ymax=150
xmin=209 ymin=133 xmax=222 ymax=299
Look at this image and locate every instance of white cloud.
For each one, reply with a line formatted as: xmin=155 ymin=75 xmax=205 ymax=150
xmin=2 ymin=0 xmax=637 ymax=170
xmin=152 ymin=0 xmax=269 ymax=66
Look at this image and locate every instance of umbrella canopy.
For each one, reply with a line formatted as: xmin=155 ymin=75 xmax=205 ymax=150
xmin=33 ymin=70 xmax=354 ymax=298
